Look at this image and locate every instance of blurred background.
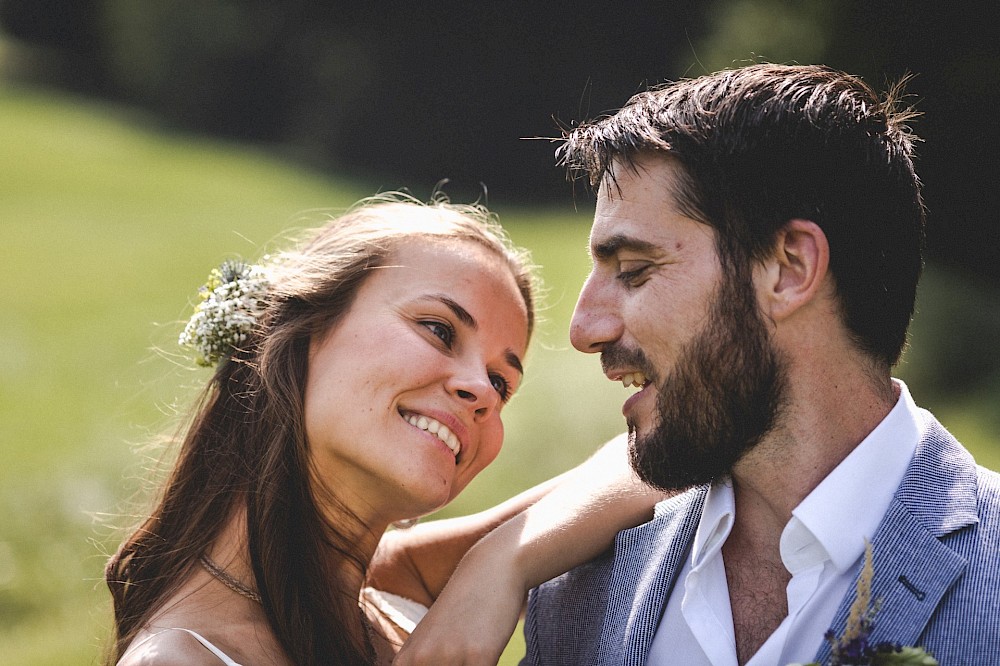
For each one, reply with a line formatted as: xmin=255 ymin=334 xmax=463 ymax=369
xmin=1 ymin=1 xmax=998 ymax=663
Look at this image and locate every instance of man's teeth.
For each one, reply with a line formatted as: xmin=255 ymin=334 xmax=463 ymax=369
xmin=405 ymin=414 xmax=461 ymax=456
xmin=621 ymin=372 xmax=647 ymax=388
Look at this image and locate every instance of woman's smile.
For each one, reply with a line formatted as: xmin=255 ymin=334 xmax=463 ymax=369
xmin=400 ymin=409 xmax=463 ymax=461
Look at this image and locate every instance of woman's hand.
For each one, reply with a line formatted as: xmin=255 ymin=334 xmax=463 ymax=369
xmin=367 ymin=527 xmax=436 ymax=610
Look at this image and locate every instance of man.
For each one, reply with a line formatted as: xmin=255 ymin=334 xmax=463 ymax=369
xmin=522 ymin=63 xmax=1000 ymax=664
xmin=380 ymin=63 xmax=999 ymax=665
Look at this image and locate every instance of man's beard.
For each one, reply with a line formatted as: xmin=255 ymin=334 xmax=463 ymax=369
xmin=610 ymin=271 xmax=787 ymax=493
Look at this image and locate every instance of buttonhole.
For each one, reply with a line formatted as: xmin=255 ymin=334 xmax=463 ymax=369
xmin=898 ymin=574 xmax=926 ymax=601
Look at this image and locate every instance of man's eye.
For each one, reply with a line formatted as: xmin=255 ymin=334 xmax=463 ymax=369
xmin=489 ymin=373 xmax=511 ymax=402
xmin=618 ymin=264 xmax=650 ymax=285
xmin=422 ymin=321 xmax=454 ymax=347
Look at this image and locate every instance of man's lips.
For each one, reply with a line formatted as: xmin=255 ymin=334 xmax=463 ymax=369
xmin=622 ymin=383 xmax=653 ymax=417
xmin=610 ymin=371 xmax=652 ymax=417
xmin=619 ymin=371 xmax=648 ymax=388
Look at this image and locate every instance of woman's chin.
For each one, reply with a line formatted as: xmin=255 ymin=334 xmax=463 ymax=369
xmin=392 ymin=490 xmax=451 ymax=524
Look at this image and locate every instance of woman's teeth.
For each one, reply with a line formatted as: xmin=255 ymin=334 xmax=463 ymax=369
xmin=621 ymin=372 xmax=647 ymax=388
xmin=405 ymin=413 xmax=461 ymax=457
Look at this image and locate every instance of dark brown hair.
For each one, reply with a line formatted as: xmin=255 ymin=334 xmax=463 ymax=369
xmin=560 ymin=63 xmax=925 ymax=368
xmin=106 ymin=194 xmax=536 ymax=665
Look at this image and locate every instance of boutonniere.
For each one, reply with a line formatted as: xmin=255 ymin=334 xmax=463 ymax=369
xmin=790 ymin=541 xmax=938 ymax=666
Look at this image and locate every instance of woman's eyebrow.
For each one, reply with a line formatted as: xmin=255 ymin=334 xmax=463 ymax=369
xmin=506 ymin=351 xmax=524 ymax=376
xmin=425 ymin=294 xmax=524 ymax=375
xmin=425 ymin=294 xmax=477 ymax=329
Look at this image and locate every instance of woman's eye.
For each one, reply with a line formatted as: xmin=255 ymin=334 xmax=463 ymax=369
xmin=422 ymin=320 xmax=454 ymax=347
xmin=489 ymin=373 xmax=511 ymax=402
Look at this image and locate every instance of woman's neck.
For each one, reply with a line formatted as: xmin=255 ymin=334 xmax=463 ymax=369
xmin=208 ymin=505 xmax=388 ymax=601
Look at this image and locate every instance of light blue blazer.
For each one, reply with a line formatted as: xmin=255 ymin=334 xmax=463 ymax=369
xmin=522 ymin=413 xmax=1000 ymax=665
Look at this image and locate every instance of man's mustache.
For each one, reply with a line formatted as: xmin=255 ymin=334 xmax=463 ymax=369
xmin=600 ymin=343 xmax=658 ymax=384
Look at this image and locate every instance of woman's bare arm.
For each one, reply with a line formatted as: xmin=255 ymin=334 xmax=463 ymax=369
xmin=366 ymin=471 xmax=568 ymax=607
xmin=379 ymin=433 xmax=666 ymax=664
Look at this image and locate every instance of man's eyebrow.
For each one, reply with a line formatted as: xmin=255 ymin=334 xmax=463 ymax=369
xmin=591 ymin=234 xmax=658 ymax=261
xmin=429 ymin=294 xmax=524 ymax=375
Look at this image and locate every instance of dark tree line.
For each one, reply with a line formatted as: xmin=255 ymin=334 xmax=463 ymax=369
xmin=2 ymin=0 xmax=997 ymax=283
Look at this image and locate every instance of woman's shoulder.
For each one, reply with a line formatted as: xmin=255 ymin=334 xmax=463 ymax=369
xmin=118 ymin=628 xmax=243 ymax=666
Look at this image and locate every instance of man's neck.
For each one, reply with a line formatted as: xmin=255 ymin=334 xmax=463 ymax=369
xmin=729 ymin=370 xmax=898 ymax=549
xmin=720 ymin=372 xmax=896 ymax=664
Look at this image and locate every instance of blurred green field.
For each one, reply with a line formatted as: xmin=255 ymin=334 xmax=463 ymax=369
xmin=2 ymin=86 xmax=998 ymax=665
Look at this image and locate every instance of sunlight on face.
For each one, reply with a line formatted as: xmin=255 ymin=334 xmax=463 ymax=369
xmin=571 ymin=155 xmax=722 ymax=434
xmin=304 ymin=239 xmax=529 ymax=528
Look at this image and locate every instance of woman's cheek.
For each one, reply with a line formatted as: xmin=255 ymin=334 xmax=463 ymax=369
xmin=478 ymin=419 xmax=505 ymax=474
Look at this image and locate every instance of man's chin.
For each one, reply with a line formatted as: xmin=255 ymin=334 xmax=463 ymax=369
xmin=636 ymin=467 xmax=718 ymax=494
xmin=628 ymin=430 xmax=733 ymax=492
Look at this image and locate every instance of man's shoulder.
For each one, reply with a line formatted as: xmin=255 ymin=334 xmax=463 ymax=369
xmin=975 ymin=462 xmax=1000 ymax=491
xmin=523 ymin=486 xmax=708 ymax=665
xmin=919 ymin=410 xmax=1000 ymax=512
xmin=973 ymin=463 xmax=1000 ymax=529
xmin=906 ymin=412 xmax=1000 ymax=523
xmin=531 ymin=484 xmax=707 ymax=601
xmin=917 ymin=462 xmax=1000 ymax=657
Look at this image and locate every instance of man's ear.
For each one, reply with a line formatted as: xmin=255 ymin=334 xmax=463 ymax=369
xmin=758 ymin=219 xmax=830 ymax=321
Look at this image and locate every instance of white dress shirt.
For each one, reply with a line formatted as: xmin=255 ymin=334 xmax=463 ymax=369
xmin=647 ymin=380 xmax=922 ymax=665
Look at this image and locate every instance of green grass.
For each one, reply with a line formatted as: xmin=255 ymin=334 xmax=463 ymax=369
xmin=2 ymin=85 xmax=997 ymax=666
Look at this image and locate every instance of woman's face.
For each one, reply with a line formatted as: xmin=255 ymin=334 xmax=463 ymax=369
xmin=304 ymin=238 xmax=529 ymax=525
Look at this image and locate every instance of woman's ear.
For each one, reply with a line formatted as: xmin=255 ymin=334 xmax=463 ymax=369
xmin=758 ymin=219 xmax=830 ymax=321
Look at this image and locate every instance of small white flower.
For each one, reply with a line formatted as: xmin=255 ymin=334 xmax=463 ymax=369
xmin=179 ymin=260 xmax=270 ymax=367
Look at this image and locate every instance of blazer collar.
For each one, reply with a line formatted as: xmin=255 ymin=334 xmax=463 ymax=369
xmin=814 ymin=415 xmax=979 ymax=663
xmin=597 ymin=486 xmax=708 ymax=665
xmin=591 ymin=414 xmax=978 ymax=665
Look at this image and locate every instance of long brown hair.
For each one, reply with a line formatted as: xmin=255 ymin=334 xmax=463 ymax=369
xmin=106 ymin=194 xmax=536 ymax=665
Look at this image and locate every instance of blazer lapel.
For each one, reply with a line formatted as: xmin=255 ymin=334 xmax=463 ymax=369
xmin=597 ymin=487 xmax=707 ymax=666
xmin=814 ymin=417 xmax=979 ymax=663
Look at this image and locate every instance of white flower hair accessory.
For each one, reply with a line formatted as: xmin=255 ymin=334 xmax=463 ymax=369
xmin=179 ymin=259 xmax=271 ymax=367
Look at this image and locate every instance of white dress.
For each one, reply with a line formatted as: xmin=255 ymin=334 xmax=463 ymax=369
xmin=123 ymin=591 xmax=427 ymax=664
xmin=361 ymin=586 xmax=430 ymax=634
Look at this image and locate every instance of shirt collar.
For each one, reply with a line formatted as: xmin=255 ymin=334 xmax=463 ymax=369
xmin=689 ymin=380 xmax=922 ymax=575
xmin=690 ymin=477 xmax=735 ymax=570
xmin=788 ymin=379 xmax=922 ymax=573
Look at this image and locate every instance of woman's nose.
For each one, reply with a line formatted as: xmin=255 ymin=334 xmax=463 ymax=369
xmin=448 ymin=366 xmax=500 ymax=419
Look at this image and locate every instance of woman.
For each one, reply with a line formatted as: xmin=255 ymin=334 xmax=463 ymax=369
xmin=106 ymin=194 xmax=538 ymax=665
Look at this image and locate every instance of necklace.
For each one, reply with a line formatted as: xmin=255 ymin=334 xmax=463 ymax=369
xmin=198 ymin=554 xmax=262 ymax=605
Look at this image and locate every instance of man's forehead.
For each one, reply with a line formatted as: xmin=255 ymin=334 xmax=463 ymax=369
xmin=589 ymin=191 xmax=715 ymax=260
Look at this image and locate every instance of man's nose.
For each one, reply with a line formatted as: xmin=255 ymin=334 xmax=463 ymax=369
xmin=570 ymin=272 xmax=623 ymax=354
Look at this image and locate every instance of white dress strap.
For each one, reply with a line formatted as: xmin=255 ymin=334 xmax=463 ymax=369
xmin=123 ymin=628 xmax=243 ymax=666
xmin=172 ymin=629 xmax=244 ymax=666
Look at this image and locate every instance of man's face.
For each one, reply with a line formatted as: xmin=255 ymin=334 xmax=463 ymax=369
xmin=570 ymin=155 xmax=786 ymax=491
